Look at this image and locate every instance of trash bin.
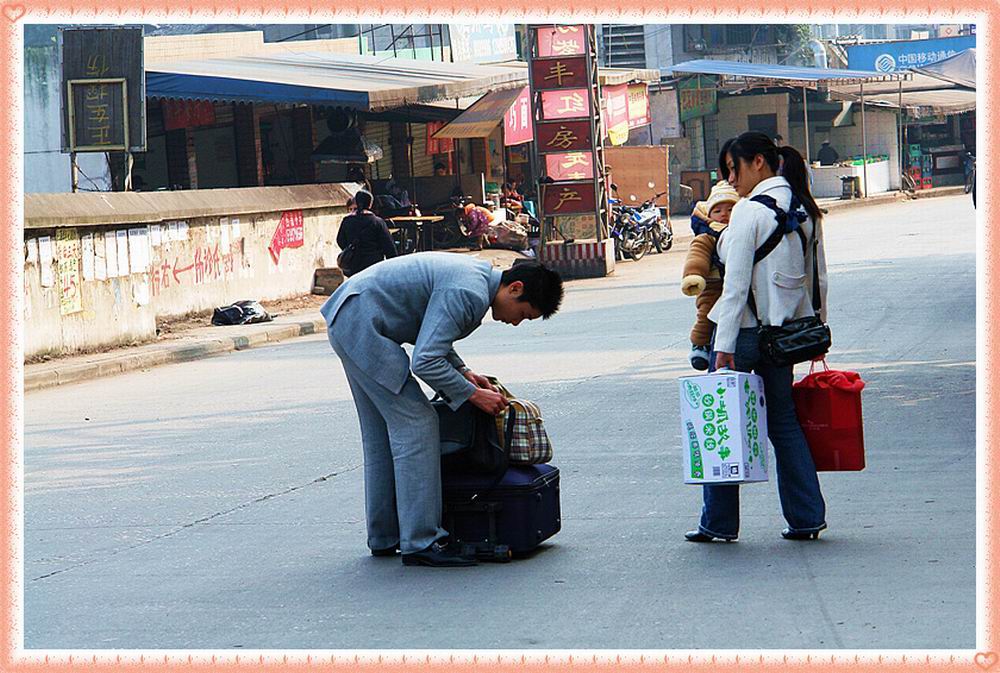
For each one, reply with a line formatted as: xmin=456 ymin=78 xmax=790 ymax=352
xmin=840 ymin=176 xmax=861 ymax=200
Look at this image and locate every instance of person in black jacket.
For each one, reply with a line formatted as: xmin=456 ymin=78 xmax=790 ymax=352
xmin=337 ymin=190 xmax=397 ymax=277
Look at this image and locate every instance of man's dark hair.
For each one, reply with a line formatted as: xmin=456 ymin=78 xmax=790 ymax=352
xmin=501 ymin=261 xmax=564 ymax=319
xmin=354 ymin=189 xmax=374 ymax=211
xmin=434 ymin=162 xmax=446 ymax=171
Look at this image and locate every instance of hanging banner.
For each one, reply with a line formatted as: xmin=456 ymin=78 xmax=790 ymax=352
xmin=536 ymin=25 xmax=587 ymax=57
xmin=542 ymin=180 xmax=597 ymax=215
xmin=545 ymin=152 xmax=595 ymax=181
xmin=163 ymin=99 xmax=216 ymax=132
xmin=627 ymin=83 xmax=651 ymax=129
xmin=425 ymin=121 xmax=453 ymax=155
xmin=536 ymin=120 xmax=594 ymax=154
xmin=603 ymin=83 xmax=630 ymax=146
xmin=503 ymin=87 xmax=533 ymax=146
xmin=540 ymin=89 xmax=590 ymax=120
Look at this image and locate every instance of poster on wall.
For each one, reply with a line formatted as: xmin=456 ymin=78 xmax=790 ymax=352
xmin=115 ymin=230 xmax=129 ymax=276
xmin=104 ymin=230 xmax=118 ymax=277
xmin=127 ymin=227 xmax=149 ymax=273
xmin=38 ymin=236 xmax=55 ymax=288
xmin=26 ymin=238 xmax=38 ymax=265
xmin=81 ymin=233 xmax=95 ymax=281
xmin=55 ymin=228 xmax=83 ymax=315
xmin=269 ymin=210 xmax=305 ymax=264
xmin=94 ymin=233 xmax=107 ymax=281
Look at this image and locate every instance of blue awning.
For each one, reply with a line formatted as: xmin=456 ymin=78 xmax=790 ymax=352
xmin=146 ymin=53 xmax=528 ymax=111
xmin=668 ymin=59 xmax=909 ymax=86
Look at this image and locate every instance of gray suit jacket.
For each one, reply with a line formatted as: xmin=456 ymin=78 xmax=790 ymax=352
xmin=321 ymin=252 xmax=503 ymax=410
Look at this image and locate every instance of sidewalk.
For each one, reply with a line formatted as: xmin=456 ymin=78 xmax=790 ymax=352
xmin=24 ymin=248 xmax=527 ymax=393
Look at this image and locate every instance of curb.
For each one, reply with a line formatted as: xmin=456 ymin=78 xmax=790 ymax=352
xmin=25 ymin=318 xmax=327 ymax=393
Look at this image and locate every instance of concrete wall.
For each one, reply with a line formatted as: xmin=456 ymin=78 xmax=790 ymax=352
xmin=715 ymin=93 xmax=791 ymax=151
xmin=23 ymin=184 xmax=354 ymax=358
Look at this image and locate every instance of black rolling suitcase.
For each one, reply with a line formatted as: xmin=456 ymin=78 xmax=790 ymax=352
xmin=441 ymin=464 xmax=561 ymax=562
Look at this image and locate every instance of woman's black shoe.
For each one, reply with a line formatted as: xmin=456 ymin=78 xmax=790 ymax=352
xmin=781 ymin=525 xmax=827 ymax=540
xmin=401 ymin=540 xmax=477 ymax=567
xmin=685 ymin=530 xmax=736 ymax=543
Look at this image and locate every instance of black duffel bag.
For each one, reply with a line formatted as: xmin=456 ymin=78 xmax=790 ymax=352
xmin=434 ymin=399 xmax=511 ymax=476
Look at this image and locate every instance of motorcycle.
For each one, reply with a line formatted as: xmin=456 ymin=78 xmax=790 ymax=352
xmin=609 ymin=190 xmax=652 ymax=261
xmin=631 ymin=186 xmax=672 ymax=253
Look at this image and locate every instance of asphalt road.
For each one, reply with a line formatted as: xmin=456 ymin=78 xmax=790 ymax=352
xmin=23 ymin=195 xmax=977 ymax=649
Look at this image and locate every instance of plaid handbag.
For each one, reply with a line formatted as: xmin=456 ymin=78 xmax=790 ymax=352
xmin=488 ymin=378 xmax=553 ymax=465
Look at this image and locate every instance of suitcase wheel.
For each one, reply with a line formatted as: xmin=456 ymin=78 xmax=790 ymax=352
xmin=493 ymin=545 xmax=512 ymax=563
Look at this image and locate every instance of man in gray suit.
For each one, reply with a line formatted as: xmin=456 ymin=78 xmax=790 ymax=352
xmin=321 ymin=252 xmax=564 ymax=567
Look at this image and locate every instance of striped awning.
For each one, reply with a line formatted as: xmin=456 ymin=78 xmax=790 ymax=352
xmin=431 ymin=87 xmax=525 ymax=139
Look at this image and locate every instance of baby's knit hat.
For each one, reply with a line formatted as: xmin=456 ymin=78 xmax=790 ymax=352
xmin=705 ymin=181 xmax=739 ymax=214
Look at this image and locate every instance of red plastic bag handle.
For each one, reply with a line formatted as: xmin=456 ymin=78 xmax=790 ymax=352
xmin=808 ymin=357 xmax=831 ymax=376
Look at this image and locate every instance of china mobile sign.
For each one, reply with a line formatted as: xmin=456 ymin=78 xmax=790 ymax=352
xmin=846 ymin=35 xmax=975 ymax=72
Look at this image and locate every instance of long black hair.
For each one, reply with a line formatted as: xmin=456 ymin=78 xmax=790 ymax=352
xmin=718 ymin=138 xmax=734 ymax=182
xmin=726 ymin=131 xmax=822 ymax=222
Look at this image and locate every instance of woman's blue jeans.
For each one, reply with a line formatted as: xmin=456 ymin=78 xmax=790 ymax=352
xmin=698 ymin=328 xmax=827 ymax=539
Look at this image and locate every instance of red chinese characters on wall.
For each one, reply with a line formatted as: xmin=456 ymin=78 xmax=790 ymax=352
xmin=269 ymin=210 xmax=305 ymax=264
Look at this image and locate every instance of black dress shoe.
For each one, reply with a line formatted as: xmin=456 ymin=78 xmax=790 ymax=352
xmin=781 ymin=524 xmax=827 ymax=540
xmin=685 ymin=530 xmax=737 ymax=543
xmin=370 ymin=544 xmax=399 ymax=557
xmin=402 ymin=540 xmax=477 ymax=567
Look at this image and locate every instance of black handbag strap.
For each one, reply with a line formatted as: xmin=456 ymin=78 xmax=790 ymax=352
xmin=470 ymin=405 xmax=515 ymax=502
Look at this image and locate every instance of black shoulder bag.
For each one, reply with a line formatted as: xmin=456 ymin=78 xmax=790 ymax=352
xmin=435 ymin=399 xmax=513 ymax=477
xmin=748 ymin=195 xmax=832 ymax=367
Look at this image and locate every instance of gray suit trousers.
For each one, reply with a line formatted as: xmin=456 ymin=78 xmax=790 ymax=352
xmin=328 ymin=296 xmax=448 ymax=554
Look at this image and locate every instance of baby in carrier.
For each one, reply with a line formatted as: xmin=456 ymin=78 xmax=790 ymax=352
xmin=681 ymin=181 xmax=740 ymax=370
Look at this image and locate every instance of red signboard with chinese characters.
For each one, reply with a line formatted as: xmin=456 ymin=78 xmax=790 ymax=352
xmin=531 ymin=56 xmax=590 ymax=91
xmin=425 ymin=121 xmax=454 ymax=155
xmin=536 ymin=25 xmax=587 ymax=57
xmin=543 ymin=180 xmax=597 ymax=215
xmin=545 ymin=152 xmax=595 ymax=181
xmin=536 ymin=120 xmax=593 ymax=154
xmin=269 ymin=210 xmax=305 ymax=264
xmin=163 ymin=99 xmax=217 ymax=132
xmin=503 ymin=87 xmax=533 ymax=146
xmin=540 ymin=88 xmax=590 ymax=120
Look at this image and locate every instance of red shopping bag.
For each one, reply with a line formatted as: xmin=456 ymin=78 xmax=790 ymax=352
xmin=792 ymin=360 xmax=866 ymax=471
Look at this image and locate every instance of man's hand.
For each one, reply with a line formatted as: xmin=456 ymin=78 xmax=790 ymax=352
xmin=463 ymin=369 xmax=497 ymax=392
xmin=469 ymin=387 xmax=509 ymax=416
xmin=714 ymin=352 xmax=736 ymax=371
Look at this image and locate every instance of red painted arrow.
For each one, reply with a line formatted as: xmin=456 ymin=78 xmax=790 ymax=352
xmin=173 ymin=258 xmax=194 ymax=284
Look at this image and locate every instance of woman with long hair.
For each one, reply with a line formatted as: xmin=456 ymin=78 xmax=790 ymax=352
xmin=686 ymin=131 xmax=829 ymax=543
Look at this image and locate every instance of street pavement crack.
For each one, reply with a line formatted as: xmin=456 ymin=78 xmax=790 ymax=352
xmin=29 ymin=464 xmax=362 ymax=582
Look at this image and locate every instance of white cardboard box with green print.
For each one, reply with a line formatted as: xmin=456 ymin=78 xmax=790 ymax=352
xmin=679 ymin=371 xmax=769 ymax=484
